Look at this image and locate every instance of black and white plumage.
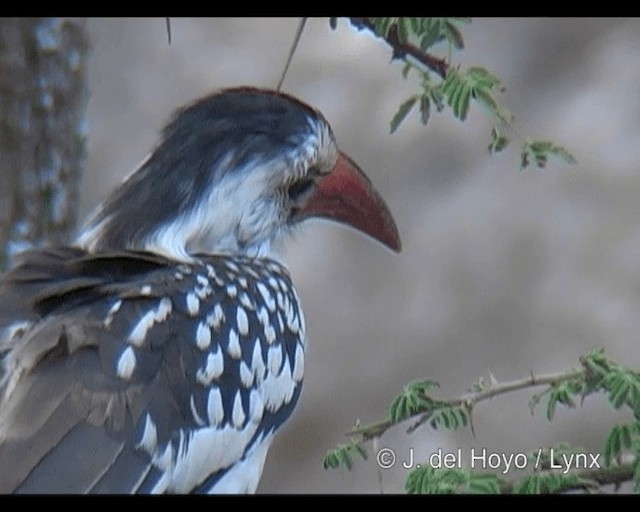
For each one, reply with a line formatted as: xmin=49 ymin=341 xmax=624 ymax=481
xmin=0 ymin=87 xmax=400 ymax=493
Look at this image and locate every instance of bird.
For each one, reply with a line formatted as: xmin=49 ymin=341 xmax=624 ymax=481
xmin=0 ymin=86 xmax=401 ymax=494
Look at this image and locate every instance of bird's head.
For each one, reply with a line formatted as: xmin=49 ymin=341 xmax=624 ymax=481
xmin=77 ymin=87 xmax=401 ymax=260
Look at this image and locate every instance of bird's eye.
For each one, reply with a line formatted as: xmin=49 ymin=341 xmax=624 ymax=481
xmin=287 ymin=178 xmax=315 ymax=203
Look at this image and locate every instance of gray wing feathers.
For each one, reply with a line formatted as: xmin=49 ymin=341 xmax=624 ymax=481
xmin=0 ymin=248 xmax=305 ymax=493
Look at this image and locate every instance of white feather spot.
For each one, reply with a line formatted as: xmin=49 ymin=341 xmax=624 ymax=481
xmin=264 ymin=322 xmax=276 ymax=345
xmin=225 ymin=260 xmax=240 ymax=273
xmin=207 ymin=304 xmax=225 ymax=330
xmin=190 ymin=394 xmax=206 ymax=427
xmin=107 ymin=300 xmax=122 ymax=315
xmin=135 ymin=413 xmax=158 ymax=454
xmin=276 ymin=312 xmax=284 ymax=334
xmin=196 ymin=274 xmax=209 ymax=287
xmin=256 ymin=306 xmax=270 ymax=327
xmin=186 ymin=292 xmax=200 ymax=316
xmin=231 ymin=391 xmax=246 ymax=429
xmin=140 ymin=285 xmax=152 ymax=296
xmin=196 ymin=347 xmax=224 ymax=385
xmin=116 ymin=346 xmax=136 ymax=379
xmin=236 ymin=307 xmax=249 ymax=336
xmin=281 ymin=362 xmax=295 ymax=404
xmin=262 ymin=358 xmax=295 ymax=411
xmin=196 ymin=322 xmax=211 ymax=350
xmin=293 ymin=343 xmax=305 ymax=382
xmin=157 ymin=297 xmax=172 ymax=319
xmin=238 ymin=277 xmax=248 ymax=289
xmin=207 ymin=387 xmax=225 ymax=427
xmin=282 ymin=293 xmax=290 ymax=316
xmin=227 ymin=328 xmax=242 ymax=359
xmin=286 ymin=303 xmax=298 ymax=334
xmin=267 ymin=262 xmax=282 ymax=274
xmin=268 ymin=277 xmax=279 ymax=290
xmin=128 ymin=297 xmax=173 ymax=347
xmin=149 ymin=443 xmax=174 ymax=493
xmin=251 ymin=340 xmax=265 ymax=382
xmin=240 ymin=360 xmax=253 ymax=388
xmin=104 ymin=300 xmax=122 ymax=327
xmin=239 ymin=292 xmax=254 ymax=310
xmin=244 ymin=266 xmax=259 ymax=279
xmin=196 ymin=285 xmax=212 ymax=300
xmin=226 ymin=284 xmax=237 ymax=298
xmin=256 ymin=282 xmax=275 ymax=312
xmin=170 ymin=423 xmax=266 ymax=493
xmin=127 ymin=312 xmax=155 ymax=346
xmin=249 ymin=389 xmax=265 ymax=424
xmin=267 ymin=345 xmax=283 ymax=375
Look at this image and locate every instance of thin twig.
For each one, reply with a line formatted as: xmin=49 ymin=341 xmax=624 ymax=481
xmin=499 ymin=459 xmax=635 ymax=494
xmin=276 ymin=17 xmax=307 ymax=92
xmin=347 ymin=367 xmax=585 ymax=441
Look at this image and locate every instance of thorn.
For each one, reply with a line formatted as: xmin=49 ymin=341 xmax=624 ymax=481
xmin=488 ymin=368 xmax=498 ymax=387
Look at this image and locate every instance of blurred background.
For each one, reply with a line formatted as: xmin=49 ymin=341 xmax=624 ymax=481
xmin=80 ymin=18 xmax=640 ymax=493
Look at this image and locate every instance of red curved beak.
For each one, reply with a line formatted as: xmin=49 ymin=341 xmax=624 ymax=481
xmin=298 ymin=152 xmax=402 ymax=252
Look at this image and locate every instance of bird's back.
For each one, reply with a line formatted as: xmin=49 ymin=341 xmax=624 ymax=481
xmin=0 ymin=247 xmax=306 ymax=493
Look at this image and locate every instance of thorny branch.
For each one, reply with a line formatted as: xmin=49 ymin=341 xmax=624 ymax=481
xmin=347 ymin=17 xmax=449 ymax=79
xmin=347 ymin=367 xmax=585 ymax=441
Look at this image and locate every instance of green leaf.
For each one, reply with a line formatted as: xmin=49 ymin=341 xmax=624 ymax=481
xmin=443 ymin=67 xmax=507 ymax=122
xmin=528 ymin=393 xmax=542 ymax=415
xmin=406 ymin=467 xmax=466 ymax=494
xmin=546 ymin=380 xmax=582 ymax=420
xmin=388 ymin=379 xmax=439 ymax=422
xmin=397 ymin=18 xmax=410 ymax=43
xmin=513 ymin=474 xmax=540 ymax=494
xmin=467 ymin=66 xmax=501 ymax=89
xmin=603 ymin=423 xmax=639 ymax=466
xmin=474 ymin=87 xmax=513 ymax=124
xmin=323 ymin=442 xmax=368 ymax=471
xmin=430 ymin=85 xmax=445 ymax=112
xmin=488 ymin=127 xmax=509 ymax=154
xmin=466 ymin=473 xmax=502 ymax=494
xmin=444 ymin=20 xmax=465 ymax=49
xmin=390 ymin=96 xmax=418 ymax=133
xmin=521 ymin=140 xmax=577 ymax=170
xmin=401 ymin=62 xmax=412 ymax=79
xmin=371 ymin=17 xmax=395 ymax=39
xmin=546 ymin=144 xmax=577 ymax=165
xmin=602 ymin=368 xmax=640 ymax=411
xmin=419 ymin=18 xmax=443 ymax=49
xmin=419 ymin=95 xmax=431 ymax=125
xmin=408 ymin=17 xmax=421 ymax=34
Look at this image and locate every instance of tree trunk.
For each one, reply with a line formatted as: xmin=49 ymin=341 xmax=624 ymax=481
xmin=0 ymin=18 xmax=89 ymax=271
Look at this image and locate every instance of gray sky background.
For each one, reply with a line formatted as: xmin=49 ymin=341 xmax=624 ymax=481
xmin=81 ymin=18 xmax=640 ymax=493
